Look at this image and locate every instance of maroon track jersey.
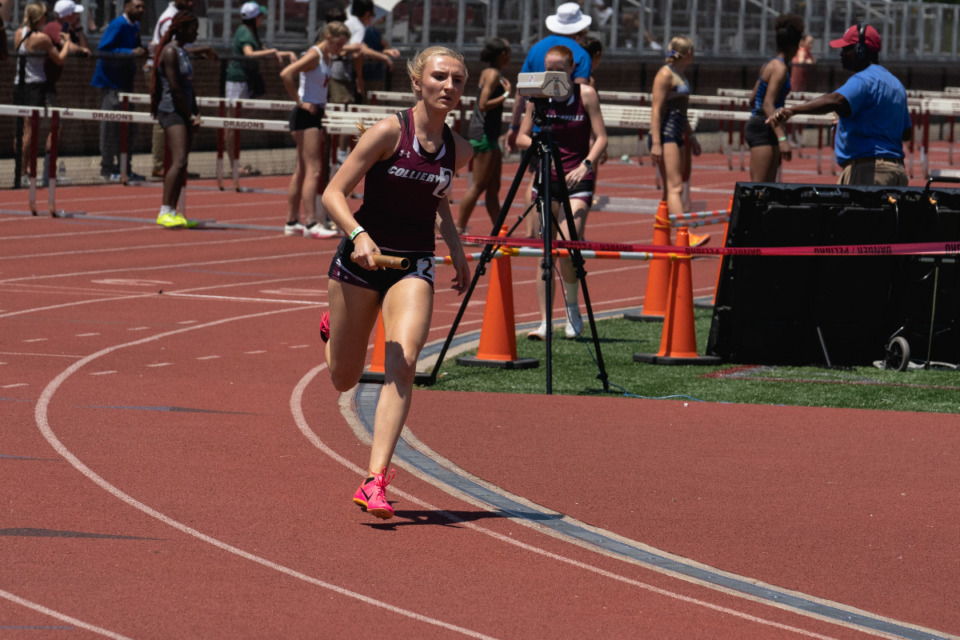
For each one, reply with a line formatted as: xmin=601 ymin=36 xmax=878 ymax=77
xmin=543 ymin=84 xmax=593 ymax=182
xmin=354 ymin=108 xmax=457 ymax=253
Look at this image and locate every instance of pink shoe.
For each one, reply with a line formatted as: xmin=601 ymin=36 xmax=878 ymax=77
xmin=352 ymin=468 xmax=396 ymax=519
xmin=320 ymin=310 xmax=330 ymax=343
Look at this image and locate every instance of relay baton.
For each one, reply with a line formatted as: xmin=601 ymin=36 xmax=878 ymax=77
xmin=373 ymin=254 xmax=410 ymax=269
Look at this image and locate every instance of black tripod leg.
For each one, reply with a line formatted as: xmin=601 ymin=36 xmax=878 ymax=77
xmin=547 ymin=141 xmax=610 ymax=391
xmin=537 ymin=137 xmax=556 ymax=394
xmin=426 ymin=147 xmax=535 ymax=384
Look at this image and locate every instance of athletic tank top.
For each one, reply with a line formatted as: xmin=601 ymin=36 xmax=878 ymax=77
xmin=542 ymin=84 xmax=593 ymax=180
xmin=354 ymin=108 xmax=457 ymax=253
xmin=157 ymin=45 xmax=194 ymax=114
xmin=752 ymin=57 xmax=791 ymax=116
xmin=14 ymin=29 xmax=47 ymax=85
xmin=467 ymin=70 xmax=506 ymax=142
xmin=660 ymin=65 xmax=690 ymax=140
xmin=298 ymin=46 xmax=332 ymax=106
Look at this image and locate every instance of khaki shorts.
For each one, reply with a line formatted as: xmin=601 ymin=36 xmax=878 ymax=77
xmin=838 ymin=157 xmax=907 ymax=186
xmin=328 ymin=78 xmax=356 ymax=105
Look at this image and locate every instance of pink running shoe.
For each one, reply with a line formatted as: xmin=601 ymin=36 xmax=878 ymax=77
xmin=320 ymin=310 xmax=330 ymax=343
xmin=352 ymin=468 xmax=396 ymax=519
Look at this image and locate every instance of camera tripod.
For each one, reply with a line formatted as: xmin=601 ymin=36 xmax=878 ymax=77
xmin=429 ymin=98 xmax=609 ymax=394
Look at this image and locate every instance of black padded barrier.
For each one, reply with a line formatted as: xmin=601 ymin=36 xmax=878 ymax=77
xmin=706 ymin=182 xmax=960 ymax=366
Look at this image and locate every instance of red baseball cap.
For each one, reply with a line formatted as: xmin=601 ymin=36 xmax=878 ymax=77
xmin=830 ymin=24 xmax=881 ymax=52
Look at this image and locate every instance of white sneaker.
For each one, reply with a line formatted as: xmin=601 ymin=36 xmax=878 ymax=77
xmin=304 ymin=223 xmax=338 ymax=239
xmin=284 ymin=221 xmax=305 ymax=236
xmin=526 ymin=322 xmax=547 ymax=341
xmin=564 ymin=304 xmax=583 ymax=339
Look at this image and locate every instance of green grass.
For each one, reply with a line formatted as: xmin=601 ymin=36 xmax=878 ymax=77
xmin=432 ymin=309 xmax=960 ymax=414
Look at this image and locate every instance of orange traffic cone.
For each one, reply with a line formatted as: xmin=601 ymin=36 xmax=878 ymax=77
xmin=457 ymin=227 xmax=539 ymax=370
xmin=625 ymin=200 xmax=671 ymax=322
xmin=358 ymin=312 xmax=387 ymax=382
xmin=359 ymin=311 xmax=432 ymax=384
xmin=633 ymin=227 xmax=722 ymax=365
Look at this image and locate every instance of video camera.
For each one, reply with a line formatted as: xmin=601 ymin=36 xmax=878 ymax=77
xmin=516 ymin=71 xmax=571 ymax=101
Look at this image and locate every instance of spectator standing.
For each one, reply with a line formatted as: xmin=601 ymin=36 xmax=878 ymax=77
xmin=13 ymin=2 xmax=72 ymax=180
xmin=151 ymin=11 xmax=201 ymax=228
xmin=745 ymin=13 xmax=803 ymax=182
xmin=507 ymin=2 xmax=593 ymax=238
xmin=147 ymin=0 xmax=216 ymax=180
xmin=791 ymin=34 xmax=816 ymax=93
xmin=279 ymin=20 xmax=351 ymax=239
xmin=648 ymin=36 xmax=708 ymax=246
xmin=41 ymin=0 xmax=89 ymax=184
xmin=767 ymin=24 xmax=911 ymax=186
xmin=224 ymin=1 xmax=295 ymax=177
xmin=329 ymin=0 xmax=399 ymax=166
xmin=506 ymin=2 xmax=592 ymax=154
xmin=90 ymin=0 xmax=148 ymax=182
xmin=456 ymin=37 xmax=512 ymax=234
xmin=516 ymin=45 xmax=607 ymax=341
xmin=361 ymin=13 xmax=390 ymax=95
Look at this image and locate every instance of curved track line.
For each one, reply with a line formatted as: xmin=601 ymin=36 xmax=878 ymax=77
xmin=340 ymin=335 xmax=953 ymax=640
xmin=0 ymin=589 xmax=133 ymax=639
xmin=291 ymin=367 xmax=846 ymax=640
xmin=33 ymin=308 xmax=495 ymax=640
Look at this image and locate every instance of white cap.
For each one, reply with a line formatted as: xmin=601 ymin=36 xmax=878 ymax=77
xmin=545 ymin=2 xmax=591 ymax=35
xmin=240 ymin=1 xmax=265 ymax=20
xmin=54 ymin=0 xmax=84 ymax=17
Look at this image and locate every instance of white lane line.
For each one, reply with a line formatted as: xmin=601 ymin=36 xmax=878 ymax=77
xmin=0 ymin=247 xmax=325 ymax=285
xmin=145 ymin=363 xmax=173 ymax=368
xmin=289 ymin=367 xmax=841 ymax=640
xmin=34 ymin=307 xmax=495 ymax=640
xmin=0 ymin=588 xmax=132 ymax=640
xmin=195 ymin=355 xmax=221 ymax=360
xmin=22 ymin=338 xmax=48 ymax=343
xmin=0 ymin=352 xmax=85 ymax=359
xmin=244 ymin=350 xmax=266 ymax=355
xmin=0 ymin=233 xmax=283 ymax=262
xmin=90 ymin=371 xmax=117 ymax=376
xmin=165 ymin=293 xmax=319 ymax=305
xmin=76 ymin=333 xmax=101 ymax=337
xmin=3 ymin=383 xmax=29 ymax=389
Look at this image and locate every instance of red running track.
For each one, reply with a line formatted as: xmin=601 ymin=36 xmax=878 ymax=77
xmin=1 ymin=151 xmax=958 ymax=639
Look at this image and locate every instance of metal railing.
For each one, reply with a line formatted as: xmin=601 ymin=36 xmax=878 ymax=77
xmin=3 ymin=0 xmax=959 ymax=60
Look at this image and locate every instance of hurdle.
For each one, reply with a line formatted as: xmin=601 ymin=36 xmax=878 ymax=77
xmin=0 ymin=105 xmax=42 ymax=215
xmin=1 ymin=103 xmax=293 ymax=222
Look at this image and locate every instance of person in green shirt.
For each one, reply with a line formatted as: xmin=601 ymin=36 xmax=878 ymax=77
xmin=224 ymin=2 xmax=294 ymax=176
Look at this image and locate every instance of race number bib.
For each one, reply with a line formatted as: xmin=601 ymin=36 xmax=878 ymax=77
xmin=433 ymin=167 xmax=453 ymax=198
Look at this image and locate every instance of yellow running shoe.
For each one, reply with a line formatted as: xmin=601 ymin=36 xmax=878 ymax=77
xmin=156 ymin=212 xmax=198 ymax=229
xmin=156 ymin=211 xmax=185 ymax=228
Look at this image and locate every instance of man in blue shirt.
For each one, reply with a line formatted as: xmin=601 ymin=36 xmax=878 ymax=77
xmin=91 ymin=0 xmax=147 ymax=181
xmin=506 ymin=2 xmax=593 ymax=153
xmin=767 ymin=23 xmax=911 ymax=186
